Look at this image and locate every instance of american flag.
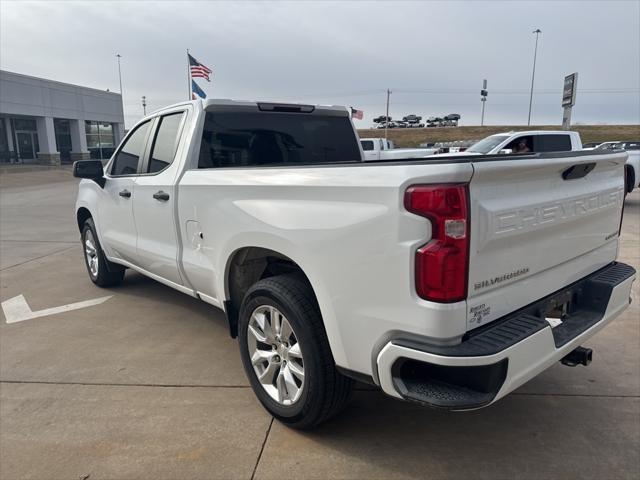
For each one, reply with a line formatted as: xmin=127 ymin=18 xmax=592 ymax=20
xmin=188 ymin=53 xmax=213 ymax=82
xmin=351 ymin=107 xmax=364 ymax=120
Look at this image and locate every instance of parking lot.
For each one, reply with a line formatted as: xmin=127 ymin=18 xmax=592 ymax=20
xmin=0 ymin=168 xmax=638 ymax=479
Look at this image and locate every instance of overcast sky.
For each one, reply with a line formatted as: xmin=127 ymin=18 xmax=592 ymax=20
xmin=1 ymin=0 xmax=639 ymax=128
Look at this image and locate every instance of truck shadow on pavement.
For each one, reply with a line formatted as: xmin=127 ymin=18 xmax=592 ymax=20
xmin=276 ymin=389 xmax=638 ymax=479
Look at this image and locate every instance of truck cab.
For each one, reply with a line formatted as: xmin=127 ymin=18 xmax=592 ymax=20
xmin=360 ymin=138 xmax=394 ymax=160
xmin=465 ymin=130 xmax=583 ymax=155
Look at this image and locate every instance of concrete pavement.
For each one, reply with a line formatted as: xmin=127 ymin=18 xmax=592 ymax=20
xmin=0 ymin=169 xmax=78 ymax=270
xmin=0 ymin=170 xmax=638 ymax=479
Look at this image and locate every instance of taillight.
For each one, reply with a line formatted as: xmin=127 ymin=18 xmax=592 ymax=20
xmin=405 ymin=184 xmax=470 ymax=303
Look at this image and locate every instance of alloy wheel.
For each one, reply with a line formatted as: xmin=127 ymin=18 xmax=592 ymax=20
xmin=84 ymin=230 xmax=99 ymax=278
xmin=247 ymin=305 xmax=305 ymax=405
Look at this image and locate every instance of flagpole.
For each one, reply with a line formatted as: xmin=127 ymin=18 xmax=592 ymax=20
xmin=187 ymin=49 xmax=192 ymax=100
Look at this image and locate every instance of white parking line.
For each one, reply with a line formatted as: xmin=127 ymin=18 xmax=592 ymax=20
xmin=1 ymin=294 xmax=112 ymax=324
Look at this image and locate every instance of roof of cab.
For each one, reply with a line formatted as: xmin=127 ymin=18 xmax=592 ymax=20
xmin=203 ymin=98 xmax=349 ymax=116
xmin=497 ymin=130 xmax=579 ymax=136
xmin=145 ymin=98 xmax=349 ymax=120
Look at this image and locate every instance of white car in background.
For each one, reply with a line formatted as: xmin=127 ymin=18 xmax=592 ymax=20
xmin=448 ymin=132 xmax=637 ymax=192
xmin=360 ymin=137 xmax=439 ymax=161
xmin=585 ymin=141 xmax=640 ymax=192
xmin=461 ymin=130 xmax=583 ymax=155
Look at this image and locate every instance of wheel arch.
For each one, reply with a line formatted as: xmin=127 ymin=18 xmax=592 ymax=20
xmin=223 ymin=246 xmax=318 ymax=339
xmin=76 ymin=206 xmax=93 ymax=232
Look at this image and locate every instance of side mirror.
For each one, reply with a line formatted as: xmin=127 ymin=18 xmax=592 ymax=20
xmin=498 ymin=148 xmax=513 ymax=155
xmin=73 ymin=160 xmax=105 ymax=187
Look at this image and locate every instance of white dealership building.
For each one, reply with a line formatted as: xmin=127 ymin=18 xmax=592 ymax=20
xmin=0 ymin=70 xmax=125 ymax=165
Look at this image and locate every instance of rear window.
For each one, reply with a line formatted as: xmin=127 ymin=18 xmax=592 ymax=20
xmin=533 ymin=134 xmax=572 ymax=152
xmin=198 ymin=111 xmax=361 ymax=168
xmin=360 ymin=140 xmax=374 ymax=151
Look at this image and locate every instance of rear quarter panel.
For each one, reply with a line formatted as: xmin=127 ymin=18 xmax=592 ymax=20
xmin=177 ymin=162 xmax=472 ymax=375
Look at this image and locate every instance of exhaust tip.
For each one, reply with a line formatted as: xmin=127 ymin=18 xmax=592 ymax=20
xmin=561 ymin=346 xmax=593 ymax=367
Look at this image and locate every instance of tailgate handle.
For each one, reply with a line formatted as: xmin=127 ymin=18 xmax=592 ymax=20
xmin=562 ymin=163 xmax=596 ymax=180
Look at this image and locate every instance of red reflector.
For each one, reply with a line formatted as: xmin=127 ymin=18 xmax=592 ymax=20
xmin=405 ymin=184 xmax=469 ymax=302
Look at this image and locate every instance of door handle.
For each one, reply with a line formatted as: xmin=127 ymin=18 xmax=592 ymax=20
xmin=119 ymin=189 xmax=131 ymax=198
xmin=153 ymin=191 xmax=170 ymax=201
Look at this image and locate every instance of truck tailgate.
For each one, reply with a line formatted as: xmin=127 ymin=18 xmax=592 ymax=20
xmin=466 ymin=151 xmax=628 ymax=330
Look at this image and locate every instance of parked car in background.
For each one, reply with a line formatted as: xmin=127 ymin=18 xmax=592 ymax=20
xmin=360 ymin=137 xmax=439 ymax=160
xmin=616 ymin=141 xmax=640 ymax=151
xmin=582 ymin=141 xmax=620 ymax=150
xmin=462 ymin=130 xmax=583 ymax=155
xmin=403 ymin=114 xmax=421 ymax=123
xmin=617 ymin=141 xmax=640 ymax=192
xmin=372 ymin=115 xmax=391 ymax=125
xmin=583 ymin=141 xmax=640 ymax=192
xmin=425 ymin=114 xmax=461 ymax=127
xmin=402 ymin=115 xmax=424 ymax=128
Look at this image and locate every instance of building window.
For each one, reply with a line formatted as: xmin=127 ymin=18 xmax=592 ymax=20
xmin=54 ymin=119 xmax=72 ymax=164
xmin=13 ymin=119 xmax=37 ymax=132
xmin=0 ymin=118 xmax=9 ymax=163
xmin=85 ymin=121 xmax=116 ymax=160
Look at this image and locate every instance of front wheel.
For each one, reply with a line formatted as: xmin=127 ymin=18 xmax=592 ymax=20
xmin=81 ymin=218 xmax=125 ymax=287
xmin=238 ymin=274 xmax=353 ymax=429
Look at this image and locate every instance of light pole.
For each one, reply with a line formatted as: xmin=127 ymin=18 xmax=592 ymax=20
xmin=480 ymin=79 xmax=488 ymax=126
xmin=527 ymin=29 xmax=542 ymax=126
xmin=116 ymin=53 xmax=125 ymax=123
xmin=116 ymin=54 xmax=123 ymax=94
xmin=142 ymin=96 xmax=147 ymax=116
xmin=385 ymin=89 xmax=391 ymax=140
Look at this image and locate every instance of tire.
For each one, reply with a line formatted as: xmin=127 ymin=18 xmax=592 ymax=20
xmin=238 ymin=274 xmax=353 ymax=429
xmin=81 ymin=218 xmax=125 ymax=287
xmin=626 ymin=166 xmax=635 ymax=194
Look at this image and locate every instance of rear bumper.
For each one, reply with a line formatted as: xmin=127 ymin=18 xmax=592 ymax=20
xmin=376 ymin=262 xmax=636 ymax=410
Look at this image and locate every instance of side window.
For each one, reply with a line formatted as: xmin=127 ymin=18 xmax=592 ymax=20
xmin=505 ymin=136 xmax=533 ymax=153
xmin=534 ymin=135 xmax=572 ymax=152
xmin=360 ymin=140 xmax=374 ymax=151
xmin=147 ymin=112 xmax=186 ymax=174
xmin=110 ymin=121 xmax=151 ymax=176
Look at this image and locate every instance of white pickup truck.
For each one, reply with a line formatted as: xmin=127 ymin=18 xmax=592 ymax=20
xmin=74 ymin=99 xmax=635 ymax=429
xmin=360 ymin=137 xmax=439 ymax=161
xmin=463 ymin=132 xmax=638 ymax=192
xmin=462 ymin=130 xmax=583 ymax=155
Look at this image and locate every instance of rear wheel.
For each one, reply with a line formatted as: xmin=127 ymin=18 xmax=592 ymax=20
xmin=81 ymin=218 xmax=125 ymax=287
xmin=238 ymin=274 xmax=353 ymax=429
